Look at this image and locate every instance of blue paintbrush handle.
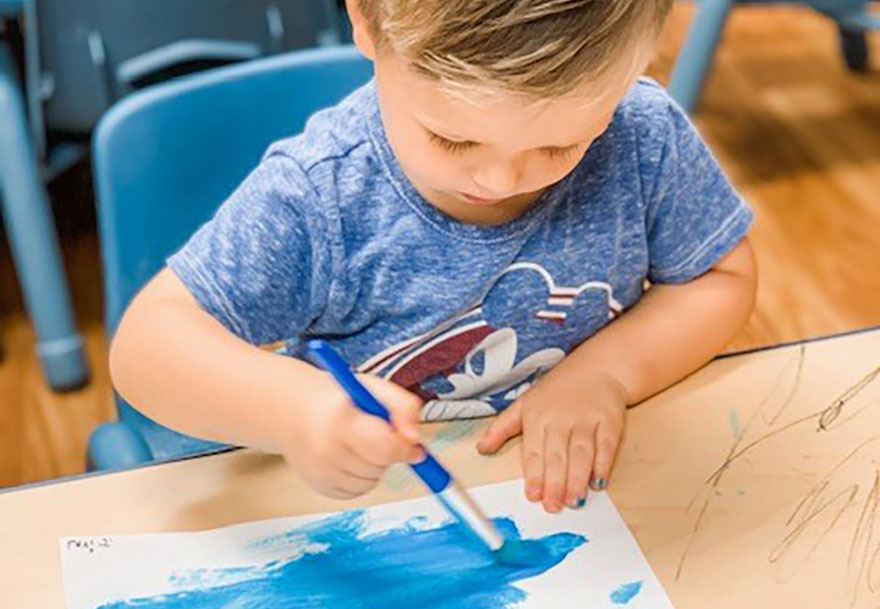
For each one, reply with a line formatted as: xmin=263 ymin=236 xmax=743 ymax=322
xmin=307 ymin=340 xmax=452 ymax=493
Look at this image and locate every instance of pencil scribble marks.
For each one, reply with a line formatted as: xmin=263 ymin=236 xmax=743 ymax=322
xmin=770 ymin=435 xmax=880 ymax=607
xmin=817 ymin=367 xmax=880 ymax=432
xmin=676 ymin=344 xmax=880 ymax=584
xmin=96 ymin=511 xmax=586 ymax=609
xmin=757 ymin=345 xmax=807 ymax=425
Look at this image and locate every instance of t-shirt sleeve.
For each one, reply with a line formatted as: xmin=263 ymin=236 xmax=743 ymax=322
xmin=640 ymin=88 xmax=754 ymax=284
xmin=167 ymin=153 xmax=332 ymax=345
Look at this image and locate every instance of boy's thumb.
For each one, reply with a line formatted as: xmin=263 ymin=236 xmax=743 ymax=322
xmin=477 ymin=401 xmax=523 ymax=455
xmin=358 ymin=375 xmax=423 ymax=444
xmin=384 ymin=387 xmax=423 ymax=445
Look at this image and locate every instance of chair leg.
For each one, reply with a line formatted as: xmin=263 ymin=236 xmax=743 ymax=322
xmin=0 ymin=43 xmax=90 ymax=391
xmin=668 ymin=0 xmax=736 ymax=114
xmin=838 ymin=27 xmax=870 ymax=72
xmin=87 ymin=422 xmax=153 ymax=471
xmin=830 ymin=3 xmax=875 ymax=73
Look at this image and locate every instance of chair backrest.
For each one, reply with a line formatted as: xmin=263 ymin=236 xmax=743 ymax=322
xmin=93 ymin=45 xmax=372 ymax=459
xmin=28 ymin=0 xmax=344 ymax=137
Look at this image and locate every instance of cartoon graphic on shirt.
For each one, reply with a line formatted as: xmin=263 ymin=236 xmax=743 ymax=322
xmin=357 ymin=262 xmax=623 ymax=421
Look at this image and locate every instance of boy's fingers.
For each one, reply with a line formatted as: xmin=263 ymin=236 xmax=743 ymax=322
xmin=310 ymin=467 xmax=377 ymax=499
xmin=591 ymin=422 xmax=621 ymax=491
xmin=542 ymin=428 xmax=570 ymax=513
xmin=407 ymin=444 xmax=426 ymax=463
xmin=341 ymin=444 xmax=385 ymax=480
xmin=389 ymin=401 xmax=422 ymax=445
xmin=344 ymin=416 xmax=387 ymax=467
xmin=321 ymin=486 xmax=358 ymax=500
xmin=521 ymin=423 xmax=544 ymax=503
xmin=348 ymin=415 xmax=414 ymax=466
xmin=342 ymin=475 xmax=380 ymax=496
xmin=565 ymin=425 xmax=594 ymax=508
xmin=329 ymin=473 xmax=378 ymax=498
xmin=477 ymin=401 xmax=523 ymax=454
xmin=368 ymin=380 xmax=423 ymax=444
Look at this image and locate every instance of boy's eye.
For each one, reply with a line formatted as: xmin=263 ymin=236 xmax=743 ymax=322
xmin=427 ymin=131 xmax=478 ymax=154
xmin=427 ymin=128 xmax=581 ymax=160
xmin=543 ymin=144 xmax=581 ymax=160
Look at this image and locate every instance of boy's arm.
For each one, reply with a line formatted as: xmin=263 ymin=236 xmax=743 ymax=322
xmin=110 ymin=268 xmax=320 ymax=453
xmin=478 ymin=237 xmax=757 ymax=510
xmin=565 ymin=236 xmax=756 ymax=406
xmin=110 ymin=268 xmax=423 ymax=497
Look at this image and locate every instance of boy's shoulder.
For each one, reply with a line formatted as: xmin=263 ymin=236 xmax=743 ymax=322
xmin=621 ymin=77 xmax=675 ymax=109
xmin=263 ymin=80 xmax=379 ymax=175
xmin=584 ymin=76 xmax=697 ymax=177
xmin=612 ymin=77 xmax=688 ymax=139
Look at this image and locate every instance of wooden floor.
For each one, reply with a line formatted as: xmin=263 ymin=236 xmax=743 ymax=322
xmin=2 ymin=4 xmax=879 ymax=488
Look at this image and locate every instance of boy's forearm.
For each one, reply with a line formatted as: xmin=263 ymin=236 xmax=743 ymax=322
xmin=550 ymin=239 xmax=757 ymax=405
xmin=109 ymin=269 xmax=328 ymax=454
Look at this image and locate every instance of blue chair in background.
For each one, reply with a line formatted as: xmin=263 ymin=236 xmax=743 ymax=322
xmin=669 ymin=0 xmax=879 ymax=113
xmin=1 ymin=1 xmax=86 ymax=390
xmin=88 ymin=45 xmax=373 ymax=470
xmin=1 ymin=0 xmax=344 ymax=390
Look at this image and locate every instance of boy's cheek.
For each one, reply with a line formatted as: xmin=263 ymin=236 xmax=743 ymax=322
xmin=400 ymin=149 xmax=467 ymax=194
xmin=385 ymin=126 xmax=460 ymax=189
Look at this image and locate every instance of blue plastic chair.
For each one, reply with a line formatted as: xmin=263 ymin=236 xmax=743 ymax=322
xmin=1 ymin=0 xmax=345 ymax=391
xmin=669 ymin=0 xmax=879 ymax=113
xmin=0 ymin=0 xmax=22 ymax=17
xmin=1 ymin=4 xmax=87 ymax=391
xmin=88 ymin=45 xmax=372 ymax=470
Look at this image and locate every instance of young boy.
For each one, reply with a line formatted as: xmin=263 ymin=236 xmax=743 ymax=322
xmin=110 ymin=0 xmax=757 ymax=514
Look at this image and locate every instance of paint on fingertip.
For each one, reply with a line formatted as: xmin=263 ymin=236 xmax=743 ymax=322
xmin=594 ymin=478 xmax=607 ymax=491
xmin=575 ymin=497 xmax=586 ymax=509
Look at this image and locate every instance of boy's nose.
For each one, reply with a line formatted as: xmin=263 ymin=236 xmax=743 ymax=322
xmin=471 ymin=163 xmax=520 ymax=198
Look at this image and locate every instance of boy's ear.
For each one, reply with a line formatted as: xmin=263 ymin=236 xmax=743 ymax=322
xmin=345 ymin=0 xmax=377 ymax=60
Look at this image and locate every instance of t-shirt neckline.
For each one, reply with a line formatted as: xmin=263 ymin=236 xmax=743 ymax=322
xmin=362 ymin=80 xmax=573 ymax=244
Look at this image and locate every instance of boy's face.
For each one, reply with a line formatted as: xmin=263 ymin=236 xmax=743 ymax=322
xmin=353 ymin=15 xmax=653 ymax=225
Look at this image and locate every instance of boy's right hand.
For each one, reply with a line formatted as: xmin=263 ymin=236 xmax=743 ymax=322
xmin=282 ymin=374 xmax=424 ymax=499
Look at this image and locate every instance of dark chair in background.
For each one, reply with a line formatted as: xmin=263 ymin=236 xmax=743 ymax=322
xmin=0 ymin=0 xmax=344 ymax=390
xmin=88 ymin=45 xmax=372 ymax=469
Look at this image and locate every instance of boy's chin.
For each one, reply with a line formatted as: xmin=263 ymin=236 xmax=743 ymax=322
xmin=457 ymin=191 xmax=507 ymax=206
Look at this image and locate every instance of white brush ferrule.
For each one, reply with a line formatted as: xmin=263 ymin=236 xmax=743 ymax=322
xmin=437 ymin=483 xmax=505 ymax=551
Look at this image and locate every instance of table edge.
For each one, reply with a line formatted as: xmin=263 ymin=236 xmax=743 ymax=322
xmin=3 ymin=324 xmax=878 ymax=496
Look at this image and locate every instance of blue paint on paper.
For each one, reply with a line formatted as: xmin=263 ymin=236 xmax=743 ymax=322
xmin=610 ymin=580 xmax=643 ymax=605
xmin=98 ymin=511 xmax=586 ymax=609
xmin=728 ymin=408 xmax=742 ymax=439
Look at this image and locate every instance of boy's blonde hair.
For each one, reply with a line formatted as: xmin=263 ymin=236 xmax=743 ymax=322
xmin=358 ymin=0 xmax=673 ymax=99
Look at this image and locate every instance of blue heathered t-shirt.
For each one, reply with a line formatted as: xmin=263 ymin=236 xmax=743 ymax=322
xmin=168 ymin=77 xmax=753 ymax=422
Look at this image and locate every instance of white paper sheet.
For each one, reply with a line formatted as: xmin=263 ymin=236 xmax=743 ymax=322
xmin=60 ymin=479 xmax=674 ymax=608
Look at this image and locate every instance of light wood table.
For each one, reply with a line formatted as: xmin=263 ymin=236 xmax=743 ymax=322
xmin=2 ymin=328 xmax=879 ymax=608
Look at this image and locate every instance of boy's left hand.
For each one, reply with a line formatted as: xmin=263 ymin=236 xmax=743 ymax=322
xmin=476 ymin=371 xmax=628 ymax=513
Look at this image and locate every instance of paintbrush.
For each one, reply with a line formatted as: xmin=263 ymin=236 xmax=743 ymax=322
xmin=307 ymin=340 xmax=540 ymax=564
